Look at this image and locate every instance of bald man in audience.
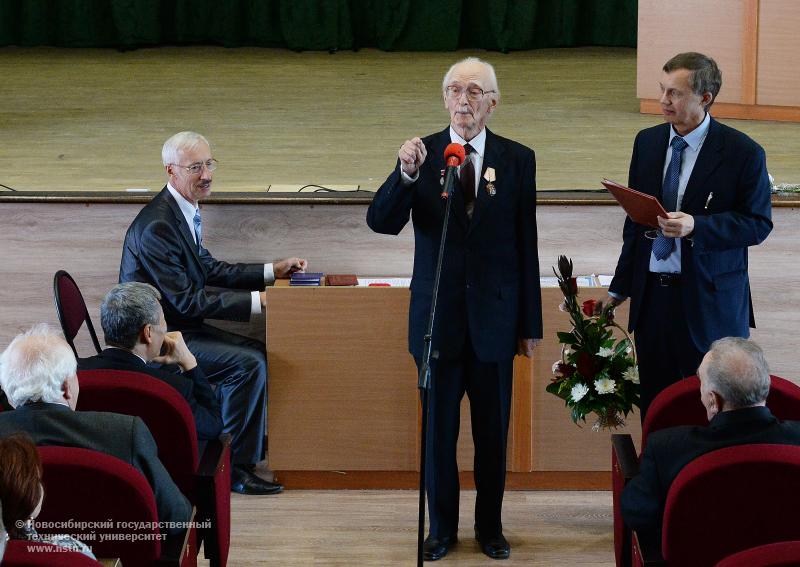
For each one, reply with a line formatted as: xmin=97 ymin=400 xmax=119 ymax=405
xmin=622 ymin=337 xmax=800 ymax=541
xmin=0 ymin=325 xmax=191 ymax=534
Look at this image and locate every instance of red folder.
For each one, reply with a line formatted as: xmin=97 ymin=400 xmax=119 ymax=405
xmin=602 ymin=179 xmax=668 ymax=228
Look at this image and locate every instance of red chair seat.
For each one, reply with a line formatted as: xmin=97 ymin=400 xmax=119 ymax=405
xmin=77 ymin=369 xmax=230 ymax=567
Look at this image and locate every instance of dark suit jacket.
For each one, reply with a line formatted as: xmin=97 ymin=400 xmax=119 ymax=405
xmin=367 ymin=127 xmax=542 ymax=362
xmin=609 ymin=118 xmax=773 ymax=351
xmin=119 ymin=187 xmax=265 ymax=329
xmin=0 ymin=402 xmax=191 ymax=533
xmin=621 ymin=406 xmax=800 ymax=534
xmin=78 ymin=348 xmax=223 ymax=440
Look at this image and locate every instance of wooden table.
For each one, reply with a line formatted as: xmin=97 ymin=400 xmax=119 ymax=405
xmin=266 ymin=284 xmax=641 ymax=489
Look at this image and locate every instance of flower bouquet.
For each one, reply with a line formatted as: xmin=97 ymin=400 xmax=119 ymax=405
xmin=546 ymin=256 xmax=640 ymax=430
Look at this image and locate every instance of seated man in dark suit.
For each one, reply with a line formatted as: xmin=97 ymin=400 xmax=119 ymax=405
xmin=79 ymin=281 xmax=223 ymax=442
xmin=622 ymin=337 xmax=800 ymax=539
xmin=0 ymin=325 xmax=191 ymax=534
xmin=120 ymin=131 xmax=304 ymax=495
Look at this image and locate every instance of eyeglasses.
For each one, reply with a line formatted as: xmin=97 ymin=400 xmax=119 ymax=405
xmin=171 ymin=159 xmax=218 ymax=175
xmin=445 ymin=85 xmax=496 ymax=102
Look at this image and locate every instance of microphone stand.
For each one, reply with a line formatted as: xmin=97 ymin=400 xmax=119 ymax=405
xmin=417 ymin=164 xmax=459 ymax=566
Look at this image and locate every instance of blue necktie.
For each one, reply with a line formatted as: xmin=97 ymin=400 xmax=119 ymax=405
xmin=193 ymin=210 xmax=203 ymax=250
xmin=652 ymin=136 xmax=689 ymax=261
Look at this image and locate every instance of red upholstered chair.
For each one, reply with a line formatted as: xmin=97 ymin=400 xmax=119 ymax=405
xmin=631 ymin=444 xmax=800 ymax=567
xmin=36 ymin=446 xmax=196 ymax=567
xmin=52 ymin=270 xmax=102 ymax=357
xmin=612 ymin=376 xmax=706 ymax=567
xmin=613 ymin=375 xmax=800 ymax=567
xmin=2 ymin=540 xmax=105 ymax=566
xmin=714 ymin=540 xmax=800 ymax=567
xmin=77 ymin=369 xmax=231 ymax=567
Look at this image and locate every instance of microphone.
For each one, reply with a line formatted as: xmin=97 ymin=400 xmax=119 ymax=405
xmin=440 ymin=143 xmax=465 ymax=199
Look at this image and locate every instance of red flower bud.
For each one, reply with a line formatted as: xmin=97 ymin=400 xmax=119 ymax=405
xmin=582 ymin=299 xmax=597 ymax=317
xmin=568 ymin=277 xmax=578 ymax=294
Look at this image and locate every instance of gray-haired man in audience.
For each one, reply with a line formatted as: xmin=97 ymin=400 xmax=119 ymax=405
xmin=0 ymin=325 xmax=191 ymax=533
xmin=79 ymin=282 xmax=223 ymax=442
xmin=622 ymin=337 xmax=800 ymax=540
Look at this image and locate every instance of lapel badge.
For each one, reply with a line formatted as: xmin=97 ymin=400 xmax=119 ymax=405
xmin=484 ymin=167 xmax=496 ymax=196
xmin=440 ymin=169 xmax=445 ymax=186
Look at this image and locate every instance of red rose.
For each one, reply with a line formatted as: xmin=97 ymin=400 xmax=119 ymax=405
xmin=582 ymin=299 xmax=597 ymax=317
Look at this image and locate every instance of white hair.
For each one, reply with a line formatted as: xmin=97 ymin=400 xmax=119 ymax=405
xmin=442 ymin=57 xmax=500 ymax=99
xmin=161 ymin=131 xmax=210 ymax=167
xmin=0 ymin=324 xmax=76 ymax=407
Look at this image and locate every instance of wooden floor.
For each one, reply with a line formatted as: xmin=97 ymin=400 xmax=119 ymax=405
xmin=199 ymin=490 xmax=613 ymax=566
xmin=1 ymin=46 xmax=798 ymax=192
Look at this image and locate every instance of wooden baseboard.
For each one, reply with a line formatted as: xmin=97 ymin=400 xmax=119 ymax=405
xmin=640 ymin=99 xmax=800 ymax=122
xmin=274 ymin=470 xmax=611 ymax=490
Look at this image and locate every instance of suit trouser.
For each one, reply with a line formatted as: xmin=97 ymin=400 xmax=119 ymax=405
xmin=181 ymin=324 xmax=267 ymax=466
xmin=634 ymin=274 xmax=704 ymax=421
xmin=416 ymin=339 xmax=513 ymax=539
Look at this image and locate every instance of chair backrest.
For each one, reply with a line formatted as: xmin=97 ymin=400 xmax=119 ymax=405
xmin=662 ymin=444 xmax=800 ymax=567
xmin=765 ymin=375 xmax=800 ymax=421
xmin=76 ymin=369 xmax=200 ymax=498
xmin=2 ymin=540 xmax=103 ymax=567
xmin=715 ymin=540 xmax=800 ymax=567
xmin=641 ymin=375 xmax=800 ymax=452
xmin=641 ymin=376 xmax=707 ymax=451
xmin=36 ymin=446 xmax=162 ymax=567
xmin=52 ymin=270 xmax=101 ymax=357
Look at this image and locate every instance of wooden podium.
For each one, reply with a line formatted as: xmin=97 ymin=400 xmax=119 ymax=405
xmin=265 ymin=285 xmax=641 ymax=489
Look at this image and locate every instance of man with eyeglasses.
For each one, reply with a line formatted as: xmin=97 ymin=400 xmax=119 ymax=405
xmin=120 ymin=131 xmax=307 ymax=495
xmin=368 ymin=57 xmax=542 ymax=561
xmin=607 ymin=52 xmax=773 ymax=421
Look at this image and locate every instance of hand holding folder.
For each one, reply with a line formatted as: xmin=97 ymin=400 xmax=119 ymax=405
xmin=602 ymin=179 xmax=668 ymax=228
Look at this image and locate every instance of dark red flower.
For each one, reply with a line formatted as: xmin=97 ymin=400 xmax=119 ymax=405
xmin=576 ymin=351 xmax=600 ymax=380
xmin=568 ymin=277 xmax=578 ymax=294
xmin=582 ymin=299 xmax=597 ymax=317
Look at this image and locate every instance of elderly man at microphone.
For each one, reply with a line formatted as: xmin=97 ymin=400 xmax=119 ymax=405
xmin=367 ymin=57 xmax=543 ymax=561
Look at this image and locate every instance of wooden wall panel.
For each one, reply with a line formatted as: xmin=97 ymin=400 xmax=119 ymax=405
xmin=637 ymin=0 xmax=745 ymax=103
xmin=0 ymin=202 xmax=795 ymax=378
xmin=757 ymin=0 xmax=800 ymax=106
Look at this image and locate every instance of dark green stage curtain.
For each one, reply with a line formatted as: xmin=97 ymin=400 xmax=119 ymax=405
xmin=0 ymin=0 xmax=636 ymax=51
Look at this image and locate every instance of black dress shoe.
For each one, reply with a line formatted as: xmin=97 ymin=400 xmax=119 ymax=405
xmin=423 ymin=533 xmax=457 ymax=561
xmin=231 ymin=465 xmax=283 ymax=495
xmin=475 ymin=530 xmax=510 ymax=560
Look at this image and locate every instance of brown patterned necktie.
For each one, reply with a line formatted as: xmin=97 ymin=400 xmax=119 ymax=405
xmin=460 ymin=143 xmax=475 ymax=218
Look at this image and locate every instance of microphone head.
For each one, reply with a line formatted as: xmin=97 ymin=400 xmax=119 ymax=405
xmin=444 ymin=143 xmax=465 ymax=167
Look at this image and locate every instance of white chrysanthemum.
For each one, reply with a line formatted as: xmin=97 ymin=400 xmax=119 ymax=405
xmin=597 ymin=347 xmax=614 ymax=358
xmin=570 ymin=383 xmax=590 ymax=403
xmin=594 ymin=378 xmax=616 ymax=394
xmin=623 ymin=366 xmax=640 ymax=384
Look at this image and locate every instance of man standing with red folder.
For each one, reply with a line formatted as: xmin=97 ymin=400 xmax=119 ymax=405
xmin=608 ymin=52 xmax=773 ymax=419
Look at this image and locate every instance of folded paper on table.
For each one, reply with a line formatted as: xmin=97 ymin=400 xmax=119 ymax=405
xmin=602 ymin=178 xmax=668 ymax=228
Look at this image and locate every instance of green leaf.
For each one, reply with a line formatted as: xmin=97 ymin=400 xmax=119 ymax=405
xmin=557 ymin=331 xmax=578 ymax=344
